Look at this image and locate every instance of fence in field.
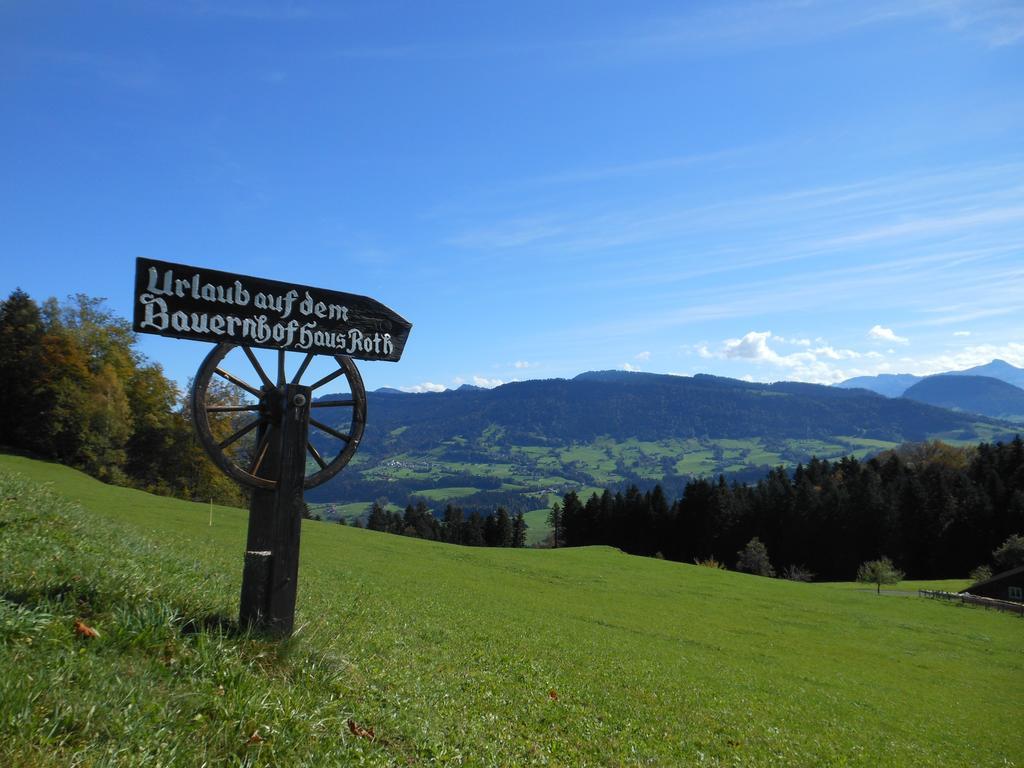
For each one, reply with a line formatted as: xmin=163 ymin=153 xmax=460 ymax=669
xmin=918 ymin=590 xmax=1024 ymax=616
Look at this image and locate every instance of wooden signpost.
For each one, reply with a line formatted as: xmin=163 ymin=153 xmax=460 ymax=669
xmin=132 ymin=257 xmax=412 ymax=636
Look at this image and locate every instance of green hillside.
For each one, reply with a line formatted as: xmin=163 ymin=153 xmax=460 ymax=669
xmin=1 ymin=454 xmax=1020 ymax=767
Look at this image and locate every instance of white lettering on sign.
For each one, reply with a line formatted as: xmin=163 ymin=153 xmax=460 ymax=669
xmin=134 ymin=261 xmax=406 ymax=359
xmin=135 ymin=303 xmax=399 ymax=355
xmin=146 ymin=266 xmax=349 ymax=325
xmin=147 ymin=267 xmax=251 ymax=306
xmin=300 ymin=291 xmax=348 ymax=321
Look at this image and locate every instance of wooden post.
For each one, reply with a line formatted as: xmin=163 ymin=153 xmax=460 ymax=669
xmin=238 ymin=383 xmax=311 ymax=636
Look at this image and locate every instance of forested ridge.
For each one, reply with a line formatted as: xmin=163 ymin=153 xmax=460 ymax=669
xmin=548 ymin=439 xmax=1024 ymax=580
xmin=352 ymin=369 xmax=1005 ymax=451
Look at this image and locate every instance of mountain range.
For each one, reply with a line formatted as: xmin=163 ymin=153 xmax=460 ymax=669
xmin=306 ymin=367 xmax=1020 ymax=517
xmin=837 ymin=359 xmax=1024 ymax=421
xmin=837 ymin=359 xmax=1024 ymax=395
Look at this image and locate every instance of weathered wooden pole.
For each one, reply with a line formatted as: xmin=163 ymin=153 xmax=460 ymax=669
xmin=239 ymin=383 xmax=311 ymax=636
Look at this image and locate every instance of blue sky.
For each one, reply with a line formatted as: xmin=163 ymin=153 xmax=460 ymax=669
xmin=2 ymin=0 xmax=1022 ymax=393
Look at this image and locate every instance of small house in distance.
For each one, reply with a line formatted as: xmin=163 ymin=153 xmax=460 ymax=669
xmin=961 ymin=565 xmax=1024 ymax=603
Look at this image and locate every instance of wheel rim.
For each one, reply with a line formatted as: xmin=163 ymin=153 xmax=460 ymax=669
xmin=191 ymin=343 xmax=366 ymax=490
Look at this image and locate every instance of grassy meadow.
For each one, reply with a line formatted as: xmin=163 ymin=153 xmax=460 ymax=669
xmin=0 ymin=453 xmax=1021 ymax=767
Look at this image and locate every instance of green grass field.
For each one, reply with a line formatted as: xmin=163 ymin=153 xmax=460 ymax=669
xmin=1 ymin=454 xmax=1021 ymax=767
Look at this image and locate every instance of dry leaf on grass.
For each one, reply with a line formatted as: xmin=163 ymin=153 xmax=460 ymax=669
xmin=348 ymin=718 xmax=375 ymax=740
xmin=73 ymin=619 xmax=99 ymax=639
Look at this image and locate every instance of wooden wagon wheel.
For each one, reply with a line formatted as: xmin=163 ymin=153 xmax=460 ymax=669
xmin=191 ymin=343 xmax=366 ymax=490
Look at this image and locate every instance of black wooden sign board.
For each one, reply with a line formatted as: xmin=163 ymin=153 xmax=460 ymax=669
xmin=132 ymin=257 xmax=412 ymax=361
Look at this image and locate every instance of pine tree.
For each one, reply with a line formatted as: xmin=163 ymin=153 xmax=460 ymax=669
xmin=442 ymin=503 xmax=465 ymax=544
xmin=0 ymin=289 xmax=45 ymax=449
xmin=547 ymin=502 xmax=562 ymax=548
xmin=367 ymin=501 xmax=388 ymax=531
xmin=736 ymin=537 xmax=775 ymax=577
xmin=511 ymin=511 xmax=527 ymax=548
xmin=464 ymin=512 xmax=485 ymax=546
xmin=561 ymin=491 xmax=584 ymax=546
xmin=494 ymin=507 xmax=513 ymax=547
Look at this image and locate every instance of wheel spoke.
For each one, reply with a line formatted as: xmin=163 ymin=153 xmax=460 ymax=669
xmin=250 ymin=428 xmax=272 ymax=475
xmin=312 ymin=399 xmax=355 ymax=408
xmin=291 ymin=352 xmax=315 ymax=385
xmin=218 ymin=417 xmax=262 ymax=450
xmin=308 ymin=366 xmax=347 ymax=391
xmin=243 ymin=347 xmax=275 ymax=390
xmin=307 ymin=442 xmax=327 ymax=469
xmin=310 ymin=418 xmax=351 ymax=442
xmin=277 ymin=349 xmax=286 ymax=386
xmin=214 ymin=368 xmax=263 ymax=398
xmin=206 ymin=404 xmax=261 ymax=413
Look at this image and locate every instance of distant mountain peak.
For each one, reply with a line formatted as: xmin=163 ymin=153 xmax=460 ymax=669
xmin=837 ymin=359 xmax=1024 ymax=397
xmin=903 ymin=374 xmax=1024 ymax=421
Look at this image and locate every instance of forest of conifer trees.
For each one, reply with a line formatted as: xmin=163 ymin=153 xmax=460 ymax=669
xmin=360 ymin=500 xmax=528 ymax=547
xmin=548 ymin=439 xmax=1024 ymax=580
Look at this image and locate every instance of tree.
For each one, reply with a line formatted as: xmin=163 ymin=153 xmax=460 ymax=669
xmin=366 ymin=501 xmax=388 ymax=531
xmin=442 ymin=503 xmax=465 ymax=544
xmin=464 ymin=512 xmax=485 ymax=546
xmin=547 ymin=502 xmax=563 ymax=548
xmin=493 ymin=507 xmax=513 ymax=547
xmin=968 ymin=564 xmax=992 ymax=583
xmin=511 ymin=511 xmax=527 ymax=548
xmin=993 ymin=533 xmax=1024 ymax=571
xmin=124 ymin=362 xmax=181 ymax=492
xmin=560 ymin=491 xmax=584 ymax=546
xmin=0 ymin=289 xmax=45 ymax=449
xmin=857 ymin=557 xmax=904 ymax=595
xmin=736 ymin=537 xmax=775 ymax=577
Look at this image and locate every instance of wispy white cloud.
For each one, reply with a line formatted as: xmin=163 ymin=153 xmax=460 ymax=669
xmin=910 ymin=305 xmax=1019 ymax=327
xmin=447 ymin=217 xmax=565 ymax=249
xmin=909 ymin=342 xmax=1024 ymax=373
xmin=934 ymin=0 xmax=1024 ymax=47
xmin=447 ymin=161 xmax=1024 ymax=290
xmin=527 ymin=147 xmax=752 ymax=187
xmin=472 ymin=376 xmax=505 ymax=388
xmin=774 ymin=336 xmax=813 ymax=347
xmin=622 ymin=362 xmax=641 ymax=372
xmin=868 ymin=325 xmax=909 ymax=344
xmin=709 ymin=331 xmax=876 ymax=384
xmin=401 ymin=381 xmax=447 ymax=393
xmin=513 ymin=360 xmax=537 ymax=369
xmin=590 ymin=0 xmax=1024 ymax=58
xmin=320 ymin=0 xmax=1023 ymax=67
xmin=634 ymin=350 xmax=651 ymax=361
xmin=702 ymin=329 xmax=1024 ymax=385
xmin=954 ymin=330 xmax=972 ymax=337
